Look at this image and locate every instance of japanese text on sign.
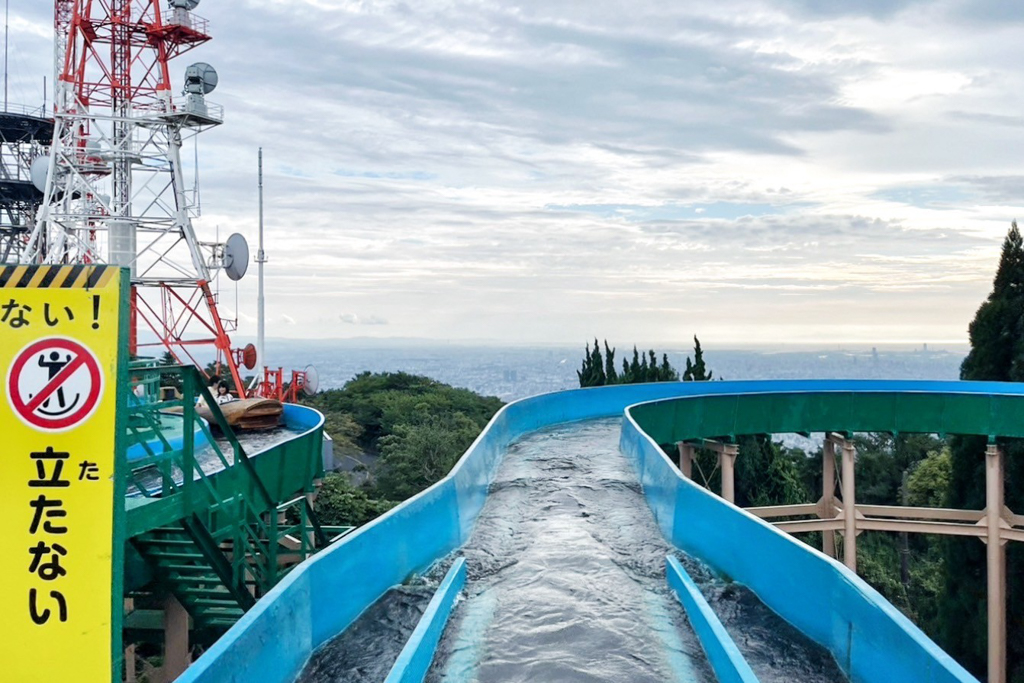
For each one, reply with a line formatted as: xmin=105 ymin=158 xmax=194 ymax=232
xmin=0 ymin=265 xmax=125 ymax=683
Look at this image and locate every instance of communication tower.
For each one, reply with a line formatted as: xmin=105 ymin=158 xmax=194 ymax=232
xmin=28 ymin=0 xmax=254 ymax=390
xmin=0 ymin=105 xmax=51 ymax=262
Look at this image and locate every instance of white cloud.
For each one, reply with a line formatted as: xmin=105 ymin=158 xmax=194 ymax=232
xmin=12 ymin=0 xmax=1023 ymax=345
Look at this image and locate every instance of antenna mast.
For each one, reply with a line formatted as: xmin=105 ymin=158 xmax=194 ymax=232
xmin=4 ymin=0 xmax=9 ymax=111
xmin=257 ymin=148 xmax=266 ymax=371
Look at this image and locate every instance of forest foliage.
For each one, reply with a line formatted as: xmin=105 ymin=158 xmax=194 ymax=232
xmin=303 ymin=372 xmax=504 ymax=526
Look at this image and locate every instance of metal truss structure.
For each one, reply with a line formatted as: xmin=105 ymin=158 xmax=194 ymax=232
xmin=28 ymin=0 xmax=247 ymax=391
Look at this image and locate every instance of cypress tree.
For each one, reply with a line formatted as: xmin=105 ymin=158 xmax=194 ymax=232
xmin=591 ymin=338 xmax=606 ymax=386
xmin=630 ymin=346 xmax=642 ymax=380
xmin=683 ymin=336 xmax=713 ymax=381
xmin=661 ymin=353 xmax=679 ymax=381
xmin=939 ymin=222 xmax=1024 ymax=678
xmin=604 ymin=340 xmax=618 ymax=384
xmin=577 ymin=339 xmax=606 ymax=387
xmin=577 ymin=340 xmax=592 ymax=387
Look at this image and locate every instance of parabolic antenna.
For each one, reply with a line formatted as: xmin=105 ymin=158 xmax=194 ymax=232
xmin=30 ymin=156 xmax=49 ymax=191
xmin=170 ymin=0 xmax=201 ymax=10
xmin=185 ymin=62 xmax=218 ymax=95
xmin=242 ymin=343 xmax=258 ymax=370
xmin=223 ymin=233 xmax=249 ymax=281
xmin=302 ymin=365 xmax=319 ymax=396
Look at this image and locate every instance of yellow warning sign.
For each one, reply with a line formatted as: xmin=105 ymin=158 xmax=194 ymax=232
xmin=0 ymin=265 xmax=127 ymax=682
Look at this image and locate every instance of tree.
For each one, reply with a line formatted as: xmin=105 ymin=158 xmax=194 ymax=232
xmin=660 ymin=353 xmax=679 ymax=381
xmin=604 ymin=341 xmax=618 ymax=384
xmin=576 ymin=339 xmax=607 ymax=388
xmin=939 ymin=222 xmax=1024 ymax=680
xmin=578 ymin=341 xmax=682 ymax=387
xmin=374 ymin=413 xmax=481 ymax=500
xmin=683 ymin=336 xmax=713 ymax=381
xmin=906 ymin=448 xmax=952 ymax=508
xmin=315 ymin=474 xmax=395 ymax=527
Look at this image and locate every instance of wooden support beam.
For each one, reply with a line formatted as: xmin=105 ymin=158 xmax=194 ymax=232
xmin=162 ymin=595 xmax=190 ymax=682
xmin=677 ymin=442 xmax=694 ymax=480
xmin=822 ymin=437 xmax=837 ymax=558
xmin=986 ymin=444 xmax=1007 ymax=683
xmin=720 ymin=443 xmax=738 ymax=504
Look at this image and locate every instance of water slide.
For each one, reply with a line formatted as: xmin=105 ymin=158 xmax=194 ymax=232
xmin=178 ymin=380 xmax=1021 ymax=683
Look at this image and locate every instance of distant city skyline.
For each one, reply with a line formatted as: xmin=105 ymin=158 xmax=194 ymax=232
xmin=8 ymin=1 xmax=1022 ymax=345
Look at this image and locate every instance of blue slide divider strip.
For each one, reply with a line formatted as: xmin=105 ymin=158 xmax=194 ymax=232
xmin=178 ymin=380 xmax=1020 ymax=683
xmin=666 ymin=555 xmax=759 ymax=683
xmin=383 ymin=558 xmax=468 ymax=683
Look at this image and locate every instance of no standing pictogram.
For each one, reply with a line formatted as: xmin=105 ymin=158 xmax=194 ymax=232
xmin=7 ymin=338 xmax=104 ymax=432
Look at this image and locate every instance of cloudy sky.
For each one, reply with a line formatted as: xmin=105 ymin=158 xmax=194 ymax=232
xmin=9 ymin=1 xmax=1024 ymax=346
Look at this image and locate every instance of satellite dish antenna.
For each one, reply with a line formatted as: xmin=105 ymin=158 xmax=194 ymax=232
xmin=301 ymin=365 xmax=319 ymax=396
xmin=184 ymin=62 xmax=218 ymax=95
xmin=242 ymin=343 xmax=258 ymax=370
xmin=223 ymin=233 xmax=249 ymax=281
xmin=169 ymin=0 xmax=200 ymax=10
xmin=30 ymin=156 xmax=49 ymax=192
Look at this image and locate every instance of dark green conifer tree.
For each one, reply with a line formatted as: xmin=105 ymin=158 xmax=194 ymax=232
xmin=660 ymin=353 xmax=680 ymax=381
xmin=577 ymin=339 xmax=608 ymax=387
xmin=604 ymin=341 xmax=618 ymax=384
xmin=630 ymin=346 xmax=642 ymax=380
xmin=683 ymin=336 xmax=713 ymax=381
xmin=939 ymin=222 xmax=1024 ymax=679
xmin=591 ymin=338 xmax=605 ymax=386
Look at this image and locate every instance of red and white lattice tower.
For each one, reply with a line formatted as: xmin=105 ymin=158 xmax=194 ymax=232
xmin=27 ymin=0 xmax=249 ymax=392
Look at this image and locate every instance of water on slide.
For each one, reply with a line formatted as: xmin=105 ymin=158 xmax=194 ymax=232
xmin=297 ymin=418 xmax=847 ymax=683
xmin=127 ymin=425 xmax=301 ymax=496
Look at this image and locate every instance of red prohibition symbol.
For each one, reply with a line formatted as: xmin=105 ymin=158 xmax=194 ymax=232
xmin=6 ymin=337 xmax=104 ymax=432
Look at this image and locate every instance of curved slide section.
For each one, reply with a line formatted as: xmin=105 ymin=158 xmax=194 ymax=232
xmin=178 ymin=380 xmax=1020 ymax=683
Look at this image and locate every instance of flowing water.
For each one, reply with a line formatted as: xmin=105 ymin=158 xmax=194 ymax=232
xmin=127 ymin=424 xmax=301 ymax=497
xmin=298 ymin=418 xmax=847 ymax=683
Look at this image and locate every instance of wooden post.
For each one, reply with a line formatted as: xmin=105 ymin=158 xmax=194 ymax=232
xmin=163 ymin=595 xmax=190 ymax=682
xmin=841 ymin=438 xmax=857 ymax=572
xmin=986 ymin=444 xmax=1006 ymax=683
xmin=822 ymin=438 xmax=837 ymax=558
xmin=720 ymin=444 xmax=738 ymax=504
xmin=124 ymin=598 xmax=136 ymax=683
xmin=677 ymin=443 xmax=694 ymax=479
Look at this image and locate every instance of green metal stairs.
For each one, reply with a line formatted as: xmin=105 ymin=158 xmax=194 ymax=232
xmin=132 ymin=517 xmax=255 ymax=631
xmin=125 ymin=366 xmax=335 ymax=635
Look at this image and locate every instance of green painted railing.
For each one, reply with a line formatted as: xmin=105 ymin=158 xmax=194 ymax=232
xmin=124 ymin=366 xmax=326 ymax=601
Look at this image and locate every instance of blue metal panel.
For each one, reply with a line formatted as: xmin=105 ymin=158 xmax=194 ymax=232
xmin=666 ymin=556 xmax=759 ymax=683
xmin=180 ymin=380 xmax=1020 ymax=683
xmin=384 ymin=558 xmax=468 ymax=683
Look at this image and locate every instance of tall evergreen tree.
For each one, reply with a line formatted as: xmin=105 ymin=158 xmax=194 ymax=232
xmin=591 ymin=338 xmax=606 ymax=386
xmin=604 ymin=341 xmax=618 ymax=384
xmin=577 ymin=339 xmax=607 ymax=387
xmin=577 ymin=340 xmax=593 ymax=387
xmin=630 ymin=346 xmax=642 ymax=381
xmin=939 ymin=222 xmax=1024 ymax=679
xmin=683 ymin=336 xmax=713 ymax=381
xmin=660 ymin=353 xmax=679 ymax=381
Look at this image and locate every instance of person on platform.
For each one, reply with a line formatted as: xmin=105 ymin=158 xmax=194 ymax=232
xmin=214 ymin=382 xmax=235 ymax=404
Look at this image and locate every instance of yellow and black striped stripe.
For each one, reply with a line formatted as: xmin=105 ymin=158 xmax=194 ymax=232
xmin=0 ymin=265 xmax=118 ymax=289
